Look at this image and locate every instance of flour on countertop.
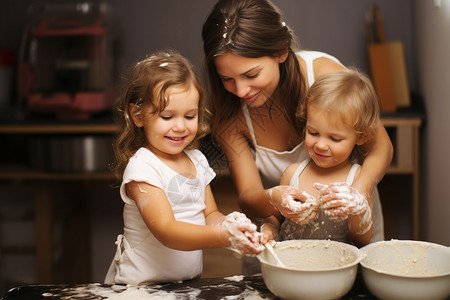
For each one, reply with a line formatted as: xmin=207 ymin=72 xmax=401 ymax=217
xmin=224 ymin=275 xmax=244 ymax=282
xmin=39 ymin=279 xmax=275 ymax=299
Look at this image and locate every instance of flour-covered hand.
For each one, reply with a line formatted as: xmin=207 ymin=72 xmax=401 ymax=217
xmin=314 ymin=182 xmax=372 ymax=235
xmin=314 ymin=183 xmax=367 ymax=219
xmin=221 ymin=212 xmax=264 ymax=256
xmin=267 ymin=186 xmax=319 ymax=226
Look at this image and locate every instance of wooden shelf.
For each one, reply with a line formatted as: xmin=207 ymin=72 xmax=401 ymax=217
xmin=0 ymin=167 xmax=115 ymax=181
xmin=0 ymin=122 xmax=118 ymax=181
xmin=381 ymin=117 xmax=422 ymax=127
xmin=0 ymin=123 xmax=118 ymax=134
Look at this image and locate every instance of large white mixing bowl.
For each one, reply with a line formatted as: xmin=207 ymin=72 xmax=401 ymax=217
xmin=360 ymin=240 xmax=450 ymax=300
xmin=257 ymin=240 xmax=363 ymax=300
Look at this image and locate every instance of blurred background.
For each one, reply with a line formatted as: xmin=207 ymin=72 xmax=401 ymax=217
xmin=0 ymin=0 xmax=449 ymax=295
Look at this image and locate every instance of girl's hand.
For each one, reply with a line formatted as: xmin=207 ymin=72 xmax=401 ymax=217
xmin=220 ymin=212 xmax=264 ymax=256
xmin=267 ymin=186 xmax=319 ymax=225
xmin=314 ymin=182 xmax=372 ymax=235
xmin=260 ymin=216 xmax=281 ymax=244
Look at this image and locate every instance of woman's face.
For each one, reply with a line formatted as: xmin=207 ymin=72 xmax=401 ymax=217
xmin=214 ymin=53 xmax=286 ymax=107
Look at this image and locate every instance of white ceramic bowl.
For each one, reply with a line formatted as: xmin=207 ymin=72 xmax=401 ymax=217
xmin=360 ymin=240 xmax=450 ymax=300
xmin=257 ymin=240 xmax=363 ymax=300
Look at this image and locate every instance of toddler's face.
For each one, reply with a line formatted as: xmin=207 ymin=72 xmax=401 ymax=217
xmin=304 ymin=104 xmax=362 ymax=169
xmin=134 ymin=84 xmax=199 ymax=159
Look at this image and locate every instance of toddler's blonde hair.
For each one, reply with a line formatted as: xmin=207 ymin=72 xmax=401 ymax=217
xmin=297 ymin=68 xmax=380 ymax=161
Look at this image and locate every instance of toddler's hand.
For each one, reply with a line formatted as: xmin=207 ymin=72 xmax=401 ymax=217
xmin=314 ymin=182 xmax=372 ymax=235
xmin=314 ymin=183 xmax=366 ymax=218
xmin=268 ymin=186 xmax=319 ymax=225
xmin=221 ymin=212 xmax=264 ymax=256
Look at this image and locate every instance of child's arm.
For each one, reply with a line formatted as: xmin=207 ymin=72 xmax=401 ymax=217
xmin=127 ymin=181 xmax=262 ymax=254
xmin=348 ymin=205 xmax=374 ymax=247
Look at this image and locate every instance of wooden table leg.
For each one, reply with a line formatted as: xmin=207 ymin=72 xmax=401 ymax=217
xmin=412 ymin=126 xmax=420 ymax=240
xmin=34 ymin=184 xmax=53 ymax=283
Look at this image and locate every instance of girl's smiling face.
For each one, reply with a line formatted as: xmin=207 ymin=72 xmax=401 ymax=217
xmin=305 ymin=104 xmax=364 ymax=169
xmin=214 ymin=53 xmax=287 ymax=107
xmin=131 ymin=84 xmax=199 ymax=159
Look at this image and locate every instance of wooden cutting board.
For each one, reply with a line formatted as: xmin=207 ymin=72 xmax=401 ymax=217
xmin=367 ymin=5 xmax=410 ymax=112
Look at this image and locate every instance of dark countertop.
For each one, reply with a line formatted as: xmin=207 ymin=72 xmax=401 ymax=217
xmin=2 ymin=274 xmax=376 ymax=300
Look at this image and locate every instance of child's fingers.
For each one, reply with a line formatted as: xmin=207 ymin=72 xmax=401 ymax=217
xmin=323 ymin=207 xmax=350 ymax=221
xmin=321 ymin=199 xmax=347 ymax=209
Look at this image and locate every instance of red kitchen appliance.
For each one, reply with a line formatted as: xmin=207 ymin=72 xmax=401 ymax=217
xmin=19 ymin=2 xmax=118 ymax=120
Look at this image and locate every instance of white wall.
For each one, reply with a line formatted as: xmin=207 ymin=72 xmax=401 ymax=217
xmin=414 ymin=0 xmax=450 ymax=245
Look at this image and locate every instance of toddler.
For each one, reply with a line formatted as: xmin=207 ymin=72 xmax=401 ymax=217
xmin=263 ymin=69 xmax=380 ymax=247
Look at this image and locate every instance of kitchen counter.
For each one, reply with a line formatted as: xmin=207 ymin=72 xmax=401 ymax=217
xmin=2 ymin=274 xmax=376 ymax=299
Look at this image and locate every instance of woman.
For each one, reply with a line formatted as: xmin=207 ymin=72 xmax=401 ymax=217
xmin=201 ymin=0 xmax=392 ymax=254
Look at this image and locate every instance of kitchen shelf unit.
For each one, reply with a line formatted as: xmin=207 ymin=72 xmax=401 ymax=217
xmin=380 ymin=115 xmax=422 ymax=240
xmin=0 ymin=121 xmax=118 ymax=285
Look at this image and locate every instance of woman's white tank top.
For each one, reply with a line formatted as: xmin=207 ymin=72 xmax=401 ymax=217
xmin=241 ymin=50 xmax=341 ymax=188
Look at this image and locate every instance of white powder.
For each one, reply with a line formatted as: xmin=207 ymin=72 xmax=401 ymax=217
xmin=224 ymin=275 xmax=244 ymax=282
xmin=39 ymin=280 xmax=275 ymax=299
xmin=40 ymin=283 xmax=201 ymax=299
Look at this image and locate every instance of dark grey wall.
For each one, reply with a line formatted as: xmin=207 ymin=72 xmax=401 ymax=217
xmin=275 ymin=0 xmax=415 ymax=88
xmin=1 ymin=0 xmax=415 ymax=89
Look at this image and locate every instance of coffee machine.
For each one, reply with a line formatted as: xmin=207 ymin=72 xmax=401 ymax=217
xmin=18 ymin=2 xmax=118 ymax=120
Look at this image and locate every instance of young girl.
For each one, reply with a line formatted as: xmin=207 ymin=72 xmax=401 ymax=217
xmin=104 ymin=50 xmax=263 ymax=286
xmin=262 ymin=69 xmax=379 ymax=248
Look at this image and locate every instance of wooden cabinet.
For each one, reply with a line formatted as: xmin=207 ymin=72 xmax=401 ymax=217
xmin=381 ymin=116 xmax=422 ymax=240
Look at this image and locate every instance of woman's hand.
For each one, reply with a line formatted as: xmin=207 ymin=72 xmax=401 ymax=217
xmin=220 ymin=212 xmax=264 ymax=256
xmin=267 ymin=186 xmax=319 ymax=226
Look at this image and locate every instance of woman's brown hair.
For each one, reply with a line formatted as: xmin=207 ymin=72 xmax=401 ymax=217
xmin=202 ymin=0 xmax=305 ymax=140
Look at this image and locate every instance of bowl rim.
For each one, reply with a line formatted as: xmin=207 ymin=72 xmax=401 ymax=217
xmin=257 ymin=239 xmax=363 ymax=272
xmin=360 ymin=239 xmax=450 ymax=278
